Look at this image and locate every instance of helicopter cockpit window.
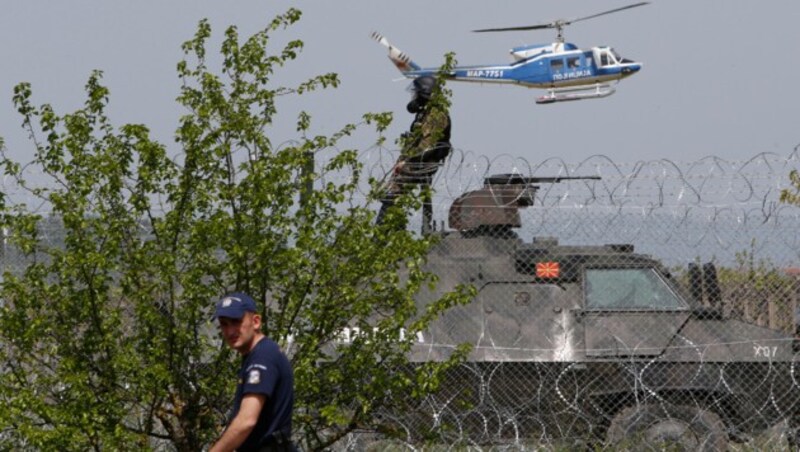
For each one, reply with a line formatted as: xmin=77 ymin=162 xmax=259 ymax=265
xmin=550 ymin=59 xmax=564 ymax=71
xmin=567 ymin=57 xmax=581 ymax=69
xmin=584 ymin=268 xmax=686 ymax=310
xmin=598 ymin=49 xmax=619 ymax=67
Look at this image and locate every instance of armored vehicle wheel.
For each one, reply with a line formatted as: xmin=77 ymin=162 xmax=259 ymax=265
xmin=606 ymin=403 xmax=728 ymax=451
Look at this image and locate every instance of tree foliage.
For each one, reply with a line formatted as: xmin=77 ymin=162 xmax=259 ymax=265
xmin=0 ymin=9 xmax=472 ymax=451
xmin=715 ymin=244 xmax=797 ymax=332
xmin=781 ymin=169 xmax=800 ymax=206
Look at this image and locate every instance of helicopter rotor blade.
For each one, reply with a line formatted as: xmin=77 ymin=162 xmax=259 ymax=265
xmin=473 ymin=23 xmax=554 ymax=33
xmin=567 ymin=2 xmax=649 ymax=25
xmin=472 ymin=2 xmax=649 ymax=33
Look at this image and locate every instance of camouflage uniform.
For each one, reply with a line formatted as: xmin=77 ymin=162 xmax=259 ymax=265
xmin=378 ymin=99 xmax=452 ymax=232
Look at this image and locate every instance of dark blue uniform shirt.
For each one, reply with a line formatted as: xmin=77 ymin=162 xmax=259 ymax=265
xmin=230 ymin=337 xmax=294 ymax=451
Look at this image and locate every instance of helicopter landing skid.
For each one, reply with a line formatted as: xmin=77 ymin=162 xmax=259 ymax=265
xmin=536 ymin=83 xmax=616 ymax=104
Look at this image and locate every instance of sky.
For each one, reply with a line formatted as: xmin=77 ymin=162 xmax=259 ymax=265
xmin=1 ymin=1 xmax=799 ymax=167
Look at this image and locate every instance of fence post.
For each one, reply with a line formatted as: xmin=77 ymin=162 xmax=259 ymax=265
xmin=768 ymin=297 xmax=778 ymax=330
xmin=794 ymin=273 xmax=800 ymax=336
xmin=794 ymin=286 xmax=798 ymax=336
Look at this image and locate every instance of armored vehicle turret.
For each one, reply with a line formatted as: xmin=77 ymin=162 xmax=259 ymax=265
xmin=400 ymin=174 xmax=800 ymax=450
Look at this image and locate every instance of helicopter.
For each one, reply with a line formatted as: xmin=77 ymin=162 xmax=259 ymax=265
xmin=372 ymin=2 xmax=648 ymax=104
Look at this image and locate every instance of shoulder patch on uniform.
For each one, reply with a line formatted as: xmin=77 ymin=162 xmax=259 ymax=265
xmin=247 ymin=369 xmax=261 ymax=385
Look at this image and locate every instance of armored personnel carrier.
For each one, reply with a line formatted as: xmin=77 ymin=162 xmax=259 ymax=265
xmin=400 ymin=174 xmax=800 ymax=450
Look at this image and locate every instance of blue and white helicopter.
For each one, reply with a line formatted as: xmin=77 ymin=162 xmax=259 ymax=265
xmin=372 ymin=2 xmax=648 ymax=104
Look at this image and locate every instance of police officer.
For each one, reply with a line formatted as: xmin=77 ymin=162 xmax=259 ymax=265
xmin=210 ymin=292 xmax=296 ymax=452
xmin=377 ymin=75 xmax=452 ymax=233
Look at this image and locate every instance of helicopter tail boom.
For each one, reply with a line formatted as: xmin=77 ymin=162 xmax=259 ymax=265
xmin=371 ymin=31 xmax=421 ymax=74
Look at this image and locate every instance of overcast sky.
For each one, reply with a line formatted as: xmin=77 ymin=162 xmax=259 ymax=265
xmin=2 ymin=1 xmax=799 ymax=166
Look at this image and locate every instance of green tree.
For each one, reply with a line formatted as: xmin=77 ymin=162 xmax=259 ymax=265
xmin=781 ymin=169 xmax=800 ymax=205
xmin=717 ymin=244 xmax=797 ymax=332
xmin=0 ymin=9 xmax=471 ymax=451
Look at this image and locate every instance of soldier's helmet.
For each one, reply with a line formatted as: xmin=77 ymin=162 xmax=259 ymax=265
xmin=410 ymin=75 xmax=437 ymax=100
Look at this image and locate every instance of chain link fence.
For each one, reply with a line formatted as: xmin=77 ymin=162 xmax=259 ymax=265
xmin=342 ymin=147 xmax=800 ymax=450
xmin=3 ymin=147 xmax=800 ymax=450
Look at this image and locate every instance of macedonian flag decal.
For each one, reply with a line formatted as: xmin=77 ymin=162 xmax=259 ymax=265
xmin=535 ymin=261 xmax=560 ymax=278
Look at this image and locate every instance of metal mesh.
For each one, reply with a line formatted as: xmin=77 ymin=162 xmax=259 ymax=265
xmin=3 ymin=147 xmax=800 ymax=450
xmin=342 ymin=147 xmax=800 ymax=450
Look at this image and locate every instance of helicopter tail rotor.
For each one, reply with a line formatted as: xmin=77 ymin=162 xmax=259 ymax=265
xmin=371 ymin=31 xmax=421 ymax=73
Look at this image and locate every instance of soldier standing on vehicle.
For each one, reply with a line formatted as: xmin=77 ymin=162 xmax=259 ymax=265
xmin=210 ymin=292 xmax=296 ymax=452
xmin=376 ymin=75 xmax=452 ymax=233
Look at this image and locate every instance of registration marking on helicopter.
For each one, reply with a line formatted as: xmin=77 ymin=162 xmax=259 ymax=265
xmin=466 ymin=69 xmax=504 ymax=78
xmin=553 ymin=70 xmax=592 ymax=81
